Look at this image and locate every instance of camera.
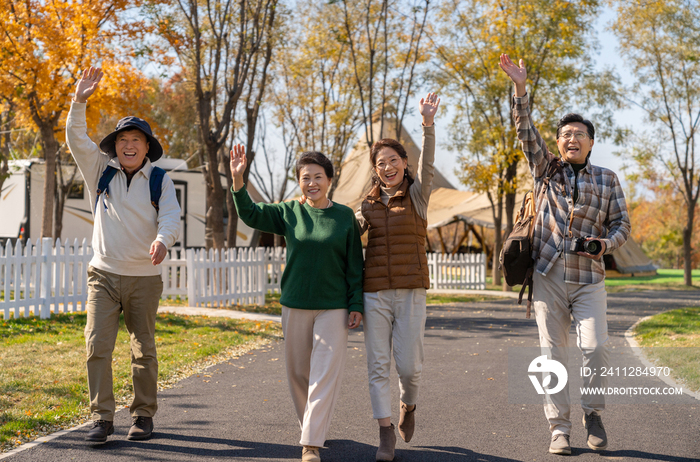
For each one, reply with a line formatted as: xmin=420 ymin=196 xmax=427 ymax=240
xmin=570 ymin=237 xmax=602 ymax=255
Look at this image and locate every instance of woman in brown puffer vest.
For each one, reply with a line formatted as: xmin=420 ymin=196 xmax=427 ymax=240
xmin=356 ymin=92 xmax=440 ymax=462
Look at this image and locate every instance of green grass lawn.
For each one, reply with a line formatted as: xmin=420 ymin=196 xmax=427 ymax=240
xmin=633 ymin=307 xmax=700 ymax=393
xmin=0 ymin=312 xmax=281 ymax=452
xmin=482 ymin=269 xmax=700 ymax=293
xmin=605 ymin=268 xmax=700 ymax=292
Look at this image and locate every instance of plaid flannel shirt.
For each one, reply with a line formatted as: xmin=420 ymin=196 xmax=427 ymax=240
xmin=513 ymin=94 xmax=631 ymax=284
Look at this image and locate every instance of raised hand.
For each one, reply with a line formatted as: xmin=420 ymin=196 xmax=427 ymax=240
xmin=74 ymin=67 xmax=103 ymax=103
xmin=419 ymin=92 xmax=440 ymax=127
xmin=498 ymin=54 xmax=527 ymax=97
xmin=230 ymin=143 xmax=247 ymax=191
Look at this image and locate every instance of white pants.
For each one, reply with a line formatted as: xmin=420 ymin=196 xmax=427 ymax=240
xmin=363 ymin=288 xmax=427 ymax=420
xmin=281 ymin=307 xmax=348 ymax=447
xmin=533 ymin=257 xmax=609 ymax=435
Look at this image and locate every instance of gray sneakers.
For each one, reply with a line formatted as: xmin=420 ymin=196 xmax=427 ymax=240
xmin=549 ymin=433 xmax=571 ymax=455
xmin=583 ymin=411 xmax=608 ymax=450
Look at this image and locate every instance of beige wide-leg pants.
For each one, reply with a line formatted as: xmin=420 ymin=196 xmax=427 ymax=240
xmin=282 ymin=307 xmax=349 ymax=447
xmin=84 ymin=266 xmax=163 ymax=421
xmin=363 ymin=288 xmax=427 ymax=420
xmin=533 ymin=257 xmax=609 ymax=436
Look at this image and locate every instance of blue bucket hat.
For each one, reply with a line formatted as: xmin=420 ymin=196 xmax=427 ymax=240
xmin=99 ymin=116 xmax=163 ymax=162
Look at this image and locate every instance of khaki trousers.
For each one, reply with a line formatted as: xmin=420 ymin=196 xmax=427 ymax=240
xmin=282 ymin=307 xmax=349 ymax=447
xmin=84 ymin=266 xmax=163 ymax=421
xmin=363 ymin=288 xmax=427 ymax=420
xmin=533 ymin=257 xmax=609 ymax=435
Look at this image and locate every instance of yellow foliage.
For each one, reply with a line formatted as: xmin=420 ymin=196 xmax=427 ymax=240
xmin=0 ymin=0 xmax=154 ymax=142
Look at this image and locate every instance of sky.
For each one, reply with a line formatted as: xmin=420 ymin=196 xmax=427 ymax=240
xmin=406 ymin=6 xmax=642 ymax=191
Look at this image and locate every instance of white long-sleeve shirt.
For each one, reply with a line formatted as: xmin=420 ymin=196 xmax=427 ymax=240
xmin=66 ymin=102 xmax=181 ymax=276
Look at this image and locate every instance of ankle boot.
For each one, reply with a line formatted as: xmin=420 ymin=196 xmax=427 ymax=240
xmin=376 ymin=424 xmax=396 ymax=461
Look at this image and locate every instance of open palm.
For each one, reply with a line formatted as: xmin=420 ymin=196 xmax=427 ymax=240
xmin=499 ymin=54 xmax=527 ymax=85
xmin=230 ymin=144 xmax=247 ymax=178
xmin=419 ymin=92 xmax=440 ymax=120
xmin=75 ymin=67 xmax=103 ymax=103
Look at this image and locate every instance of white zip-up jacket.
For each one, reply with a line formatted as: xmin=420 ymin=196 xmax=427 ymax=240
xmin=66 ymin=102 xmax=181 ymax=276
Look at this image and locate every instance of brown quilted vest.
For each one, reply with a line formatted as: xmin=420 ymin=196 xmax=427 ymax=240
xmin=361 ymin=178 xmax=430 ymax=292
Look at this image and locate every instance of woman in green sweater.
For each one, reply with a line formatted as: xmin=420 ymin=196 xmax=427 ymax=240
xmin=229 ymin=145 xmax=363 ymax=462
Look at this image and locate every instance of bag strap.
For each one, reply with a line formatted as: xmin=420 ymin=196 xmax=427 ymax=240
xmin=149 ymin=166 xmax=166 ymax=212
xmin=95 ymin=166 xmax=119 ymax=212
xmin=521 ymin=157 xmax=565 ymax=318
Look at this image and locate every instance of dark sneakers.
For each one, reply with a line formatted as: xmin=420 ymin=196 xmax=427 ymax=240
xmin=583 ymin=412 xmax=608 ymax=450
xmin=85 ymin=420 xmax=114 ymax=443
xmin=549 ymin=433 xmax=571 ymax=455
xmin=127 ymin=416 xmax=154 ymax=441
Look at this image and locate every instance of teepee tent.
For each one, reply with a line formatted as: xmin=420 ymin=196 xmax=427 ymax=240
xmin=332 ymin=117 xmax=455 ymax=212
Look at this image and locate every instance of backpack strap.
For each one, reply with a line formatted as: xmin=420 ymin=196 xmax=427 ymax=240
xmin=149 ymin=166 xmax=166 ymax=212
xmin=518 ymin=267 xmax=534 ymax=318
xmin=95 ymin=166 xmax=119 ymax=212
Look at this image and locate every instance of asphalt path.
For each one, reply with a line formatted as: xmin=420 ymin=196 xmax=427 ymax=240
xmin=6 ymin=290 xmax=700 ymax=461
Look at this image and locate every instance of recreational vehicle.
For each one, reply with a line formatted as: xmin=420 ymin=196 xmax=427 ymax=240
xmin=0 ymin=158 xmax=261 ymax=248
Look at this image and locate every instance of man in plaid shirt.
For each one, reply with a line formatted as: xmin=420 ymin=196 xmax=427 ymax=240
xmin=500 ymin=54 xmax=630 ymax=455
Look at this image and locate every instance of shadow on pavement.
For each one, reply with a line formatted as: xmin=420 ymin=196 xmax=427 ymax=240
xmin=323 ymin=440 xmax=525 ymax=462
xmin=88 ymin=432 xmax=300 ymax=459
xmin=572 ymin=447 xmax=699 ymax=461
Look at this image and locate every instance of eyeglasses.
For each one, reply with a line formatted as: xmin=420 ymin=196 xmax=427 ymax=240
xmin=375 ymin=157 xmax=402 ymax=170
xmin=559 ymin=131 xmax=590 ymax=141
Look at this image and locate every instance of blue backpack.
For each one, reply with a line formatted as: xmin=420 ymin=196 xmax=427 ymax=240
xmin=95 ymin=166 xmax=166 ymax=213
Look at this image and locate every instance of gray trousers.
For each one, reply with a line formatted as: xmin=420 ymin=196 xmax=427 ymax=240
xmin=533 ymin=257 xmax=609 ymax=435
xmin=363 ymin=288 xmax=427 ymax=420
xmin=84 ymin=266 xmax=163 ymax=421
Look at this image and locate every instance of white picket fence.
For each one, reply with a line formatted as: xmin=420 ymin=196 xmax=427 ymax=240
xmin=1 ymin=241 xmax=486 ymax=319
xmin=428 ymin=252 xmax=486 ymax=290
xmin=186 ymin=247 xmax=267 ymax=307
xmin=264 ymin=247 xmax=285 ymax=293
xmin=161 ymin=248 xmax=187 ymax=300
xmin=0 ymin=238 xmax=92 ymax=319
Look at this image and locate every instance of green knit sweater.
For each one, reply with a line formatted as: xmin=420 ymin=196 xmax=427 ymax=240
xmin=232 ymin=185 xmax=364 ymax=313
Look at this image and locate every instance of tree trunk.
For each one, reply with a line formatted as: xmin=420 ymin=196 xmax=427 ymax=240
xmin=221 ymin=144 xmax=238 ymax=248
xmin=202 ymin=141 xmax=227 ymax=250
xmin=492 ymin=195 xmax=503 ymax=286
xmin=54 ymin=161 xmax=78 ymax=240
xmin=38 ymin=123 xmax=59 ymax=239
xmin=0 ymin=105 xmax=11 ymax=193
xmin=683 ymin=201 xmax=696 ymax=286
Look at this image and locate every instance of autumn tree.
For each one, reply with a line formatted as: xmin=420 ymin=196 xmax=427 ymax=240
xmin=432 ymin=0 xmax=621 ymax=284
xmin=146 ymin=74 xmax=200 ymax=164
xmin=0 ymin=99 xmax=14 ymax=194
xmin=337 ymin=0 xmax=432 ymax=148
xmin=0 ymin=0 xmax=151 ymax=240
xmin=151 ymin=0 xmax=279 ymax=249
xmin=610 ymin=0 xmax=700 ymax=285
xmin=267 ymin=0 xmax=363 ymax=199
xmin=624 ymin=179 xmax=700 ymax=270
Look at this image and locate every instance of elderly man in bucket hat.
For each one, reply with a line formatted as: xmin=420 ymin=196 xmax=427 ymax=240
xmin=66 ymin=67 xmax=181 ymax=443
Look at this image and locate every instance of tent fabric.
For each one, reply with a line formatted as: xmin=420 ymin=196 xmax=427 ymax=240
xmin=427 ymin=188 xmax=529 ymax=230
xmin=332 ymin=118 xmax=455 ymax=212
xmin=608 ymin=237 xmax=657 ymax=274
